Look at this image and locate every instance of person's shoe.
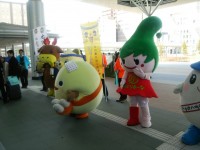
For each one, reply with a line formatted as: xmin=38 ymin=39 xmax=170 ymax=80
xmin=116 ymin=99 xmax=127 ymax=103
xmin=41 ymin=89 xmax=48 ymax=92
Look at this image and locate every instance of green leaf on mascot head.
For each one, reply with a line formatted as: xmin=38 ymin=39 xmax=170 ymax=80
xmin=120 ymin=16 xmax=162 ymax=72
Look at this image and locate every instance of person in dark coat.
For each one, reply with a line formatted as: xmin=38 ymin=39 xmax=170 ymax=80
xmin=7 ymin=50 xmax=20 ymax=78
xmin=0 ymin=56 xmax=9 ymax=104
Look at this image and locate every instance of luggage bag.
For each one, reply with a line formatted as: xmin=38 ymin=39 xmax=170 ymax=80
xmin=6 ymin=76 xmax=21 ymax=100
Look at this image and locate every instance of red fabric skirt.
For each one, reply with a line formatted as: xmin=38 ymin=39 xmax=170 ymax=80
xmin=116 ymin=72 xmax=158 ymax=98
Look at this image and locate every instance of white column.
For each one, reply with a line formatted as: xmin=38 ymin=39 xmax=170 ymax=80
xmin=27 ymin=0 xmax=45 ymax=79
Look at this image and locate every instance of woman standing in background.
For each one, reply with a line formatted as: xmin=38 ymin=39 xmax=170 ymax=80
xmin=114 ymin=52 xmax=127 ymax=103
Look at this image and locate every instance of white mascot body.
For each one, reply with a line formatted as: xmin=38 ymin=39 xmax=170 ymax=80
xmin=174 ymin=61 xmax=200 ymax=145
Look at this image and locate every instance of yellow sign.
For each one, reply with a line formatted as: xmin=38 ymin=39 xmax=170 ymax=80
xmin=80 ymin=21 xmax=103 ymax=77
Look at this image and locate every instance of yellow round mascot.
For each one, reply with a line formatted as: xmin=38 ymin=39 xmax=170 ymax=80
xmin=52 ymin=60 xmax=103 ymax=119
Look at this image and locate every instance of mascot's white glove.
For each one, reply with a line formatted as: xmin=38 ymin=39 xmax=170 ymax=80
xmin=52 ymin=99 xmax=71 ymax=113
xmin=173 ymin=83 xmax=183 ymax=94
xmin=53 ymin=104 xmax=64 ymax=113
xmin=133 ymin=68 xmax=146 ymax=79
xmin=51 ymin=99 xmax=60 ymax=105
xmin=59 ymin=99 xmax=70 ymax=107
xmin=120 ymin=78 xmax=126 ymax=88
xmin=52 ymin=99 xmax=70 ymax=107
xmin=120 ymin=71 xmax=128 ymax=88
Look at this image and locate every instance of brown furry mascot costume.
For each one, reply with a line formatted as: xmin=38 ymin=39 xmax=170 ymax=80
xmin=37 ymin=38 xmax=63 ymax=96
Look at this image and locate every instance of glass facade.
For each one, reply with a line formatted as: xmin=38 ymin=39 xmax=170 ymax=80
xmin=0 ymin=2 xmax=11 ymax=23
xmin=0 ymin=1 xmax=27 ymax=26
xmin=0 ymin=1 xmax=29 ymax=56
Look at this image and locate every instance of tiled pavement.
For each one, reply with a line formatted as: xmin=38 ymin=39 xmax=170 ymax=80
xmin=0 ymin=77 xmax=200 ymax=150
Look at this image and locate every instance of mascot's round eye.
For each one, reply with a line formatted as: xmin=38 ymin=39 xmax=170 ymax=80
xmin=190 ymin=74 xmax=196 ymax=84
xmin=134 ymin=59 xmax=139 ymax=65
xmin=59 ymin=81 xmax=63 ymax=86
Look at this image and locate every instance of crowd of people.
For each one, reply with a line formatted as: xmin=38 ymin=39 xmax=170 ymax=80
xmin=0 ymin=49 xmax=30 ymax=104
xmin=0 ymin=49 xmax=127 ymax=104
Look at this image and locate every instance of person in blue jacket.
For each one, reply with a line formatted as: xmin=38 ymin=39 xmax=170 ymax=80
xmin=16 ymin=49 xmax=30 ymax=88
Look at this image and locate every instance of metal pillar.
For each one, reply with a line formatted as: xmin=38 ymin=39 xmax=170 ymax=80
xmin=27 ymin=0 xmax=45 ymax=80
xmin=12 ymin=44 xmax=14 ymax=50
xmin=22 ymin=42 xmax=25 ymax=51
xmin=5 ymin=46 xmax=7 ymax=56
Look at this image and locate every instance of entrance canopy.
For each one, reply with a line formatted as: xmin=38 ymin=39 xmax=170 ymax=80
xmin=118 ymin=0 xmax=178 ymax=16
xmin=0 ymin=22 xmax=59 ymax=49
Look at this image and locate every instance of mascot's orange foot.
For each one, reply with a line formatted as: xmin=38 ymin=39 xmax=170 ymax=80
xmin=75 ymin=113 xmax=89 ymax=119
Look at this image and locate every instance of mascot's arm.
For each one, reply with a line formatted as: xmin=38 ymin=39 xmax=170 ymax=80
xmin=121 ymin=71 xmax=128 ymax=87
xmin=173 ymin=83 xmax=183 ymax=94
xmin=145 ymin=73 xmax=152 ymax=80
xmin=133 ymin=68 xmax=148 ymax=79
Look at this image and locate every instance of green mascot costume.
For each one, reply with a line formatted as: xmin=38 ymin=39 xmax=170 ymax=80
xmin=118 ymin=16 xmax=162 ymax=127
